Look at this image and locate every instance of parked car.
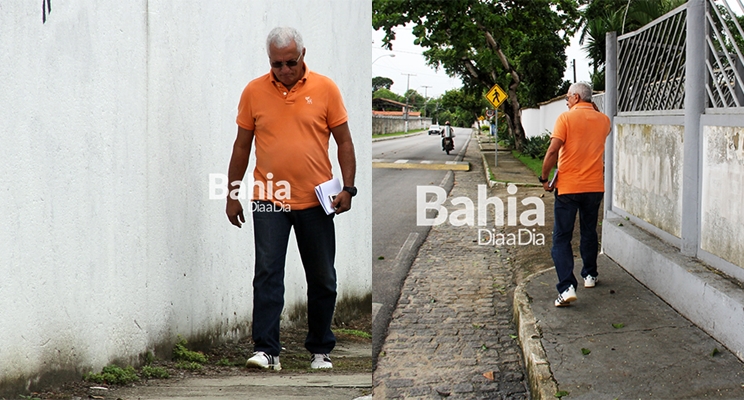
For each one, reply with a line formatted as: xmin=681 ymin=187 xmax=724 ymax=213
xmin=428 ymin=124 xmax=442 ymax=135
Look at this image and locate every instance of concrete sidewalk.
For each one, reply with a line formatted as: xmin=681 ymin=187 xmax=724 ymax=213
xmin=105 ymin=373 xmax=371 ymax=400
xmin=515 ymin=257 xmax=744 ymax=399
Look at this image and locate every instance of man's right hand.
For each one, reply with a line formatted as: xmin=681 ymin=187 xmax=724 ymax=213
xmin=226 ymin=199 xmax=245 ymax=228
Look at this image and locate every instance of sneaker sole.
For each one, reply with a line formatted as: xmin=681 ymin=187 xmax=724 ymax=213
xmin=246 ymin=361 xmax=282 ymax=371
xmin=555 ymin=294 xmax=577 ymax=307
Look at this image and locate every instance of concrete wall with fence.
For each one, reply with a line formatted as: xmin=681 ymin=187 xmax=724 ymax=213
xmin=603 ymin=0 xmax=744 ymax=361
xmin=372 ymin=115 xmax=432 ymax=134
xmin=0 ymin=1 xmax=371 ymax=394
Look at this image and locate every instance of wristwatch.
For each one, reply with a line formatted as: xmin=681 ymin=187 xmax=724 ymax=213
xmin=538 ymin=176 xmax=548 ymax=184
xmin=342 ymin=186 xmax=357 ymax=197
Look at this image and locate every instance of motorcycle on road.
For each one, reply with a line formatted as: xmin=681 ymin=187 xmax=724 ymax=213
xmin=442 ymin=136 xmax=454 ymax=155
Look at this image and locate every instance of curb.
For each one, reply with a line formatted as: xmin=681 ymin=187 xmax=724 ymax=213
xmin=371 ymin=131 xmax=425 ymax=142
xmin=513 ymin=268 xmax=559 ymax=400
xmin=479 ymin=150 xmax=541 ymax=189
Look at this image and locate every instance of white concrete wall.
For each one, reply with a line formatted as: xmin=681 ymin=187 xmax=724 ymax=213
xmin=521 ymin=99 xmax=567 ymax=139
xmin=701 ymin=126 xmax=744 ymax=269
xmin=372 ymin=116 xmax=431 ymax=134
xmin=0 ymin=0 xmax=371 ymax=391
xmin=613 ymin=124 xmax=683 ymax=238
xmin=521 ymin=108 xmax=541 ymax=138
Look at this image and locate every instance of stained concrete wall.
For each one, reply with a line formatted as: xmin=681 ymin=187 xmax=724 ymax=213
xmin=0 ymin=0 xmax=371 ymax=393
xmin=372 ymin=115 xmax=432 ymax=135
xmin=701 ymin=126 xmax=744 ymax=269
xmin=613 ymin=123 xmax=683 ymax=238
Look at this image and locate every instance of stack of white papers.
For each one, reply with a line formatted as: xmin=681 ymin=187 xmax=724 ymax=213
xmin=549 ymin=170 xmax=558 ymax=189
xmin=315 ymin=177 xmax=342 ymax=215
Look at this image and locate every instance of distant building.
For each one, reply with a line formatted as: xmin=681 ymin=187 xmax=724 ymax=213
xmin=372 ymin=97 xmax=421 ymax=117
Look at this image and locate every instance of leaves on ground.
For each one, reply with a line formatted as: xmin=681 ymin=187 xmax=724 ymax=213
xmin=483 ymin=371 xmax=495 ymax=380
xmin=581 ymin=348 xmax=591 ymax=355
xmin=555 ymin=390 xmax=570 ymax=398
xmin=612 ymin=323 xmax=625 ymax=329
xmin=711 ymin=347 xmax=720 ymax=357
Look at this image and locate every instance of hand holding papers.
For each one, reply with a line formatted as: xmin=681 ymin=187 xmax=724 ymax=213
xmin=549 ymin=170 xmax=558 ymax=190
xmin=315 ymin=178 xmax=342 ymax=215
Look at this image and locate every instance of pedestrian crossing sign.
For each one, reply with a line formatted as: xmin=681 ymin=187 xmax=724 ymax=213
xmin=485 ymin=84 xmax=507 ymax=108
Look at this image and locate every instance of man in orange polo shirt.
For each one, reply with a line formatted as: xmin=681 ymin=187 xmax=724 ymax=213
xmin=540 ymin=82 xmax=610 ymax=307
xmin=225 ymin=27 xmax=357 ymax=370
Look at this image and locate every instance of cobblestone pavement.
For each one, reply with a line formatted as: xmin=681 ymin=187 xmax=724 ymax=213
xmin=373 ymin=135 xmax=529 ymax=399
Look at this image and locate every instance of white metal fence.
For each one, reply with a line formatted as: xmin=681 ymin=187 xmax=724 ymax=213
xmin=617 ymin=5 xmax=687 ymax=112
xmin=617 ymin=0 xmax=744 ymax=112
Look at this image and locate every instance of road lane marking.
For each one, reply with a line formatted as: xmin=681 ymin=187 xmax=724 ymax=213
xmin=373 ymin=159 xmax=470 ymax=171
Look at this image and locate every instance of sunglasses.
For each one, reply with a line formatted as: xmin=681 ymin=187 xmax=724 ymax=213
xmin=270 ymin=52 xmax=302 ymax=69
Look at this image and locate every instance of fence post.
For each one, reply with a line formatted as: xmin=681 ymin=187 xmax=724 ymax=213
xmin=682 ymin=0 xmax=705 ymax=256
xmin=604 ymin=31 xmax=618 ymax=218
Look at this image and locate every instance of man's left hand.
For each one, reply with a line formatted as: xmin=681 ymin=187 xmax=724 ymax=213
xmin=542 ymin=181 xmax=554 ymax=192
xmin=332 ymin=190 xmax=352 ymax=214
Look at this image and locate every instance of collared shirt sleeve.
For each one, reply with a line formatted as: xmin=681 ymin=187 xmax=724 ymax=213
xmin=236 ymin=83 xmax=255 ymax=130
xmin=552 ymin=112 xmax=568 ymax=143
xmin=325 ymin=79 xmax=348 ymax=129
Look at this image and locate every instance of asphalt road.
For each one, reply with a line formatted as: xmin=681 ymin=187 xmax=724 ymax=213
xmin=371 ymin=128 xmax=470 ymax=366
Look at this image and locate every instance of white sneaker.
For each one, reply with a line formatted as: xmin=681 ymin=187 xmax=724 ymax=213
xmin=246 ymin=351 xmax=281 ymax=370
xmin=310 ymin=353 xmax=333 ymax=369
xmin=555 ymin=285 xmax=577 ymax=307
xmin=584 ymin=275 xmax=597 ymax=288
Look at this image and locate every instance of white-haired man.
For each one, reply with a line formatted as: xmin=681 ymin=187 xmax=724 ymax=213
xmin=226 ymin=26 xmax=357 ymax=370
xmin=540 ymin=82 xmax=610 ymax=307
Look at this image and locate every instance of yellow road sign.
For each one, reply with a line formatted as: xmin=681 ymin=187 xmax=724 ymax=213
xmin=485 ymin=84 xmax=508 ymax=108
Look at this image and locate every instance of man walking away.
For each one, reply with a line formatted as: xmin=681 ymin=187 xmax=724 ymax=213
xmin=539 ymin=82 xmax=610 ymax=307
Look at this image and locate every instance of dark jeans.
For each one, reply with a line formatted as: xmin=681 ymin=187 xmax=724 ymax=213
xmin=251 ymin=201 xmax=337 ymax=356
xmin=551 ymin=192 xmax=604 ymax=293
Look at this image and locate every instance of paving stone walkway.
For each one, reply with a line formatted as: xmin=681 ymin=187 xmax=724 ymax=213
xmin=373 ymin=134 xmax=529 ymax=399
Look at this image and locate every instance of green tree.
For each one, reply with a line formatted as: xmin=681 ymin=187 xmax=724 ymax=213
xmin=440 ymin=88 xmax=488 ymax=128
xmin=373 ymin=0 xmax=579 ymax=151
xmin=372 ymin=76 xmax=394 ymax=93
xmin=373 ymin=88 xmax=403 ymax=102
xmin=404 ymin=89 xmax=426 ymax=111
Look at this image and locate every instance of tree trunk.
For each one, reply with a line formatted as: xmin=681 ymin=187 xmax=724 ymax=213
xmin=477 ymin=22 xmax=527 ymax=151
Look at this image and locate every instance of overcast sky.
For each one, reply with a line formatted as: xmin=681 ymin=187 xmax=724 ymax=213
xmin=372 ymin=24 xmax=592 ymax=100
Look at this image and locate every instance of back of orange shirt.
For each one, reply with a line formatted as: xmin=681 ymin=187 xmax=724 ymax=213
xmin=236 ymin=67 xmax=348 ymax=210
xmin=551 ymin=104 xmax=611 ymax=195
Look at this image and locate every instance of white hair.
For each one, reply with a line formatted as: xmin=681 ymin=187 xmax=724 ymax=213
xmin=266 ymin=27 xmax=304 ymax=55
xmin=569 ymin=82 xmax=593 ymax=102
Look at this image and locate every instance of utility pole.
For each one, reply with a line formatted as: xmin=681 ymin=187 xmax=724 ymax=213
xmin=420 ymin=85 xmax=431 ymax=118
xmin=572 ymin=59 xmax=577 ymax=83
xmin=402 ymin=73 xmax=416 ymax=132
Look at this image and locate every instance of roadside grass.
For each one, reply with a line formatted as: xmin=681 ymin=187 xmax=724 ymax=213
xmin=372 ymin=128 xmax=424 ymax=138
xmin=511 ymin=150 xmax=555 ymax=180
xmin=333 ymin=328 xmax=372 ymax=339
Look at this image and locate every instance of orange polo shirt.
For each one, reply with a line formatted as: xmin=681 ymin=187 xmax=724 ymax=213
xmin=236 ymin=65 xmax=348 ymax=209
xmin=551 ymin=103 xmax=611 ymax=195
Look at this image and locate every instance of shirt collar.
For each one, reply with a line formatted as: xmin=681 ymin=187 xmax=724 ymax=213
xmin=269 ymin=62 xmax=310 ymax=87
xmin=570 ymin=102 xmax=595 ymax=110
